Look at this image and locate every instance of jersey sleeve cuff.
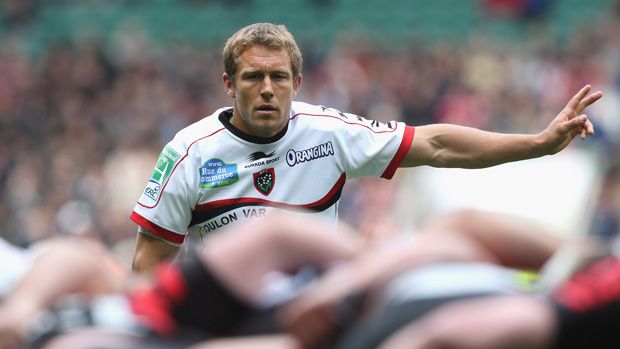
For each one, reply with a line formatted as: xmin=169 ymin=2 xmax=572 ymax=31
xmin=381 ymin=125 xmax=415 ymax=179
xmin=131 ymin=211 xmax=186 ymax=245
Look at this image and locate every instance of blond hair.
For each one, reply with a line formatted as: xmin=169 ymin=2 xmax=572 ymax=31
xmin=223 ymin=23 xmax=303 ymax=80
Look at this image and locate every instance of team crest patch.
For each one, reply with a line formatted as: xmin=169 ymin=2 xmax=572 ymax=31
xmin=253 ymin=168 xmax=275 ymax=196
xmin=199 ymin=159 xmax=239 ymax=188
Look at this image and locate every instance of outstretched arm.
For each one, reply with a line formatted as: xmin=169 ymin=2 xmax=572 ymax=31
xmin=403 ymin=85 xmax=602 ymax=168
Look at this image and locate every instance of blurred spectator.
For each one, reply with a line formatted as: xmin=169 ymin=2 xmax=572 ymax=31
xmin=591 ymin=166 xmax=620 ymax=241
xmin=1 ymin=0 xmax=37 ymax=30
xmin=482 ymin=0 xmax=553 ymax=20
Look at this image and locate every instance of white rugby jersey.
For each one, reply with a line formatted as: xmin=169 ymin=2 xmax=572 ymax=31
xmin=131 ymin=101 xmax=415 ymax=247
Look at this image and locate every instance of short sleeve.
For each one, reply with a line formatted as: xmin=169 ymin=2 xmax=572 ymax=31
xmin=335 ymin=115 xmax=414 ymax=179
xmin=131 ymin=142 xmax=194 ymax=245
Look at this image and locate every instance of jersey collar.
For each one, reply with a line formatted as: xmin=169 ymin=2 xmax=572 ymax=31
xmin=218 ymin=109 xmax=288 ymax=144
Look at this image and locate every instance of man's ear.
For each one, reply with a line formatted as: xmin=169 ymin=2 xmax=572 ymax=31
xmin=223 ymin=73 xmax=235 ymax=98
xmin=293 ymin=74 xmax=303 ymax=95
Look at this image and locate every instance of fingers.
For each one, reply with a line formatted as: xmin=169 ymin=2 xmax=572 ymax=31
xmin=580 ymin=119 xmax=595 ymax=139
xmin=577 ymin=90 xmax=604 ymax=114
xmin=564 ymin=114 xmax=594 ymax=138
xmin=585 ymin=119 xmax=594 ymax=137
xmin=566 ymin=85 xmax=591 ymax=111
xmin=565 ymin=85 xmax=600 ymax=140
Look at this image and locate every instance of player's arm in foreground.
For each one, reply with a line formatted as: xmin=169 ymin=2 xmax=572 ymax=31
xmin=419 ymin=209 xmax=562 ymax=270
xmin=378 ymin=295 xmax=555 ymax=349
xmin=186 ymin=336 xmax=298 ymax=349
xmin=0 ymin=238 xmax=125 ymax=348
xmin=128 ymin=213 xmax=362 ymax=339
xmin=131 ymin=228 xmax=179 ymax=274
xmin=380 ymin=254 xmax=620 ymax=349
xmin=403 ymin=85 xmax=602 ymax=168
xmin=184 ymin=214 xmax=362 ymax=304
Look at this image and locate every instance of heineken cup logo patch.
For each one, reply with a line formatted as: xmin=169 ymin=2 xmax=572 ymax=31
xmin=199 ymin=159 xmax=239 ymax=188
xmin=145 ymin=146 xmax=181 ymax=201
xmin=253 ymin=168 xmax=275 ymax=196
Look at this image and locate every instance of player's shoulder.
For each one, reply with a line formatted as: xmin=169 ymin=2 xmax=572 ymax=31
xmin=291 ymin=101 xmax=346 ymax=118
xmin=290 ymin=101 xmax=357 ymax=129
xmin=291 ymin=101 xmax=399 ymax=132
xmin=169 ymin=107 xmax=231 ymax=150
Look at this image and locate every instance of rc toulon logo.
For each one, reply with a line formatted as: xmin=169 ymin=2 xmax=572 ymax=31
xmin=253 ymin=168 xmax=275 ymax=196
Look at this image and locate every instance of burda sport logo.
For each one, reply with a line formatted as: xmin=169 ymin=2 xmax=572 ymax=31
xmin=286 ymin=141 xmax=334 ymax=167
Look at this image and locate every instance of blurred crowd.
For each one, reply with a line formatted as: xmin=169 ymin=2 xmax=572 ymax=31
xmin=0 ymin=2 xmax=619 ymax=258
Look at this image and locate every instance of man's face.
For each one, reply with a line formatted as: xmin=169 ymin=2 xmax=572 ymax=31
xmin=223 ymin=45 xmax=302 ymax=138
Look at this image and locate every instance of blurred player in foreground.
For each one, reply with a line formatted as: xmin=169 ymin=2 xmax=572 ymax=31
xmin=1 ymin=211 xmax=616 ymax=349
